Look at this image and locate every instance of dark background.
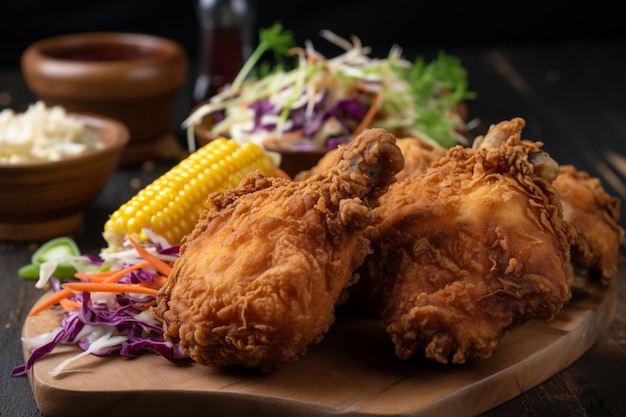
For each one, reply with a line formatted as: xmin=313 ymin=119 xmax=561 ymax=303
xmin=1 ymin=0 xmax=624 ymax=68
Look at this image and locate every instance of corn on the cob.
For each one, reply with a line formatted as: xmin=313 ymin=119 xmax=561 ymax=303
xmin=103 ymin=138 xmax=276 ymax=251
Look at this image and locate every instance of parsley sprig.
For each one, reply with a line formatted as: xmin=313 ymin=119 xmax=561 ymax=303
xmin=231 ymin=23 xmax=296 ymax=90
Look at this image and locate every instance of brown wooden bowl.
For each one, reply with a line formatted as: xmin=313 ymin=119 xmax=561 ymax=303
xmin=262 ymin=145 xmax=329 ymax=179
xmin=21 ymin=32 xmax=188 ymax=165
xmin=0 ymin=113 xmax=129 ymax=242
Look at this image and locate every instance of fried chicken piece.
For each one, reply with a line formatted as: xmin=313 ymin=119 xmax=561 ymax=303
xmin=554 ymin=164 xmax=624 ymax=283
xmin=295 ymin=137 xmax=445 ymax=181
xmin=393 ymin=137 xmax=448 ymax=182
xmin=152 ymin=128 xmax=404 ymax=371
xmin=360 ymin=117 xmax=574 ymax=364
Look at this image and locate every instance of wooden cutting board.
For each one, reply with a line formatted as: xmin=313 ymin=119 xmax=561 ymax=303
xmin=22 ymin=279 xmax=617 ymax=417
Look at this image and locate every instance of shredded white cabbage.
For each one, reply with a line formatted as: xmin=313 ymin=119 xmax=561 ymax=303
xmin=0 ymin=101 xmax=103 ymax=163
xmin=35 ymin=256 xmax=93 ymax=289
xmin=48 ymin=328 xmax=129 ymax=376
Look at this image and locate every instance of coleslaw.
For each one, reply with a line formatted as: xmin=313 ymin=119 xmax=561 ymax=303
xmin=183 ymin=24 xmax=476 ymax=156
xmin=12 ymin=231 xmax=187 ymax=377
xmin=0 ymin=101 xmax=103 ymax=163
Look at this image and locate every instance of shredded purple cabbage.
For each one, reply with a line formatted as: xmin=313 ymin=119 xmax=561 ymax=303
xmin=243 ymin=92 xmax=369 ymax=149
xmin=12 ymin=245 xmax=188 ymax=377
xmin=11 ymin=313 xmax=85 ymax=377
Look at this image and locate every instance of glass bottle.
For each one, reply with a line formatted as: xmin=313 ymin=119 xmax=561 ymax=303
xmin=193 ymin=0 xmax=256 ymax=105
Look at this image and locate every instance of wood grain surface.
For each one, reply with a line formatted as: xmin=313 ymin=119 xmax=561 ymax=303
xmin=22 ymin=279 xmax=617 ymax=417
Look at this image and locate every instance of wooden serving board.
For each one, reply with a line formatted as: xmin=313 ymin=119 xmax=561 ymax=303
xmin=22 ymin=279 xmax=617 ymax=417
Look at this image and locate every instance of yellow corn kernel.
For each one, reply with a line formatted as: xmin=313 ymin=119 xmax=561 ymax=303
xmin=103 ymin=138 xmax=276 ymax=250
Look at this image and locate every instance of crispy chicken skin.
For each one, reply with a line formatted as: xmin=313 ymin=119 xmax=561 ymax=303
xmin=152 ymin=128 xmax=404 ymax=371
xmin=393 ymin=137 xmax=447 ymax=182
xmin=295 ymin=136 xmax=446 ymax=182
xmin=554 ymin=164 xmax=624 ymax=283
xmin=360 ymin=118 xmax=574 ymax=364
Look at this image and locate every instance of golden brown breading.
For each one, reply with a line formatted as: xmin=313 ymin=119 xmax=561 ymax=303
xmin=554 ymin=164 xmax=624 ymax=283
xmin=393 ymin=137 xmax=447 ymax=181
xmin=295 ymin=137 xmax=445 ymax=181
xmin=359 ymin=118 xmax=574 ymax=364
xmin=152 ymin=128 xmax=404 ymax=371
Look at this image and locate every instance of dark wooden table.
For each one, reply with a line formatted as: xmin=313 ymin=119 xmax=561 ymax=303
xmin=2 ymin=40 xmax=625 ymax=416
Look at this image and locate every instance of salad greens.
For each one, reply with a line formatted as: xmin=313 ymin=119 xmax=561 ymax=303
xmin=184 ymin=23 xmax=476 ymax=154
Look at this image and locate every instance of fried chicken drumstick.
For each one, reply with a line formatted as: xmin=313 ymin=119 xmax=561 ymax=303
xmin=152 ymin=128 xmax=404 ymax=371
xmin=359 ymin=118 xmax=575 ymax=364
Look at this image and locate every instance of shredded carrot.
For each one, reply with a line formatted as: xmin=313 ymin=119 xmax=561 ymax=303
xmin=262 ymin=130 xmax=305 ymax=149
xmin=62 ymin=282 xmax=159 ymax=296
xmin=73 ymin=270 xmax=113 ymax=278
xmin=133 ymin=299 xmax=157 ymax=311
xmin=28 ymin=246 xmax=167 ymax=316
xmin=74 ymin=261 xmax=151 ymax=283
xmin=152 ymin=275 xmax=169 ymax=288
xmin=276 ymin=130 xmax=305 ymax=143
xmin=352 ymin=81 xmax=376 ymax=92
xmin=59 ymin=298 xmax=82 ymax=311
xmin=127 ymin=236 xmax=173 ymax=276
xmin=28 ymin=288 xmax=74 ymax=317
xmin=353 ymin=90 xmax=384 ymax=137
xmin=137 ymin=281 xmax=160 ymax=290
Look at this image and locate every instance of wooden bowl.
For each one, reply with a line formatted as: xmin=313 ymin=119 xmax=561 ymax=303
xmin=21 ymin=32 xmax=188 ymax=164
xmin=263 ymin=145 xmax=329 ymax=179
xmin=0 ymin=113 xmax=129 ymax=242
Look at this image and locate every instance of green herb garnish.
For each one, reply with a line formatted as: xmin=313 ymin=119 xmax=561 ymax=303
xmin=231 ymin=22 xmax=296 ymax=91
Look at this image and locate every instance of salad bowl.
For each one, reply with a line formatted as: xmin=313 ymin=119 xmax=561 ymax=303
xmin=0 ymin=112 xmax=129 ymax=242
xmin=21 ymin=32 xmax=188 ymax=165
xmin=263 ymin=145 xmax=329 ymax=178
xmin=184 ymin=24 xmax=474 ymax=178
